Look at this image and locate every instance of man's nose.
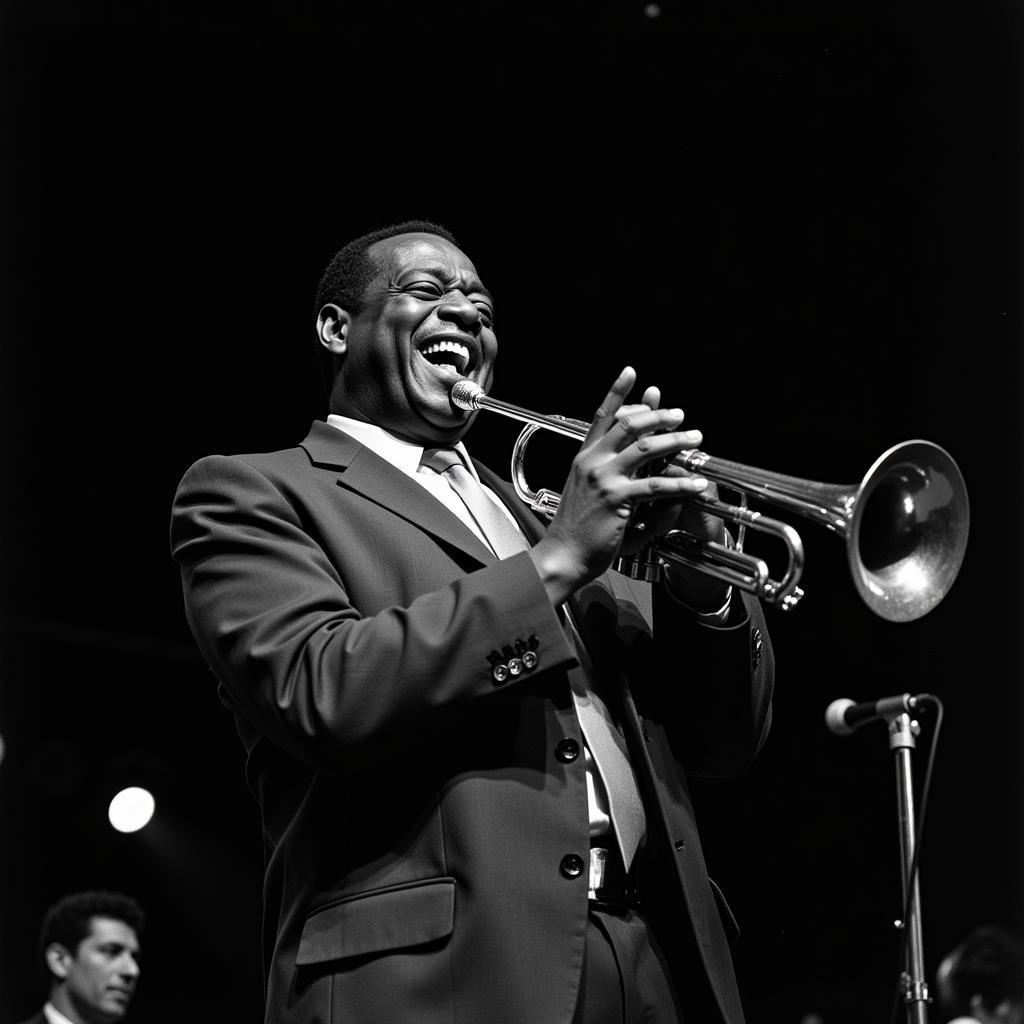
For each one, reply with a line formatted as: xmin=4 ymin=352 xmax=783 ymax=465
xmin=119 ymin=954 xmax=141 ymax=979
xmin=437 ymin=292 xmax=481 ymax=331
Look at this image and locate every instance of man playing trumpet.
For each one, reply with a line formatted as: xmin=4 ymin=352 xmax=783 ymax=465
xmin=171 ymin=220 xmax=774 ymax=1024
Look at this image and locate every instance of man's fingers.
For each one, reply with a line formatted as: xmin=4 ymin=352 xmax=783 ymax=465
xmin=607 ymin=407 xmax=689 ymax=448
xmin=587 ymin=366 xmax=637 ymax=444
xmin=614 ymin=403 xmax=658 ymax=421
xmin=640 ymin=385 xmax=661 ymax=410
xmin=626 ymin=473 xmax=709 ymax=499
xmin=611 ymin=424 xmax=708 ymax=487
xmin=616 ymin=420 xmax=702 ymax=459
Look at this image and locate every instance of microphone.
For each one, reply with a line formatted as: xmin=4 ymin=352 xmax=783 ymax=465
xmin=824 ymin=693 xmax=932 ymax=735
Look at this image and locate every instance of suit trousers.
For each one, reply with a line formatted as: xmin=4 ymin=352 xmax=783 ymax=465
xmin=573 ymin=907 xmax=685 ymax=1024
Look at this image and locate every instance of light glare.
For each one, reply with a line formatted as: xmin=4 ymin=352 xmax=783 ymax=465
xmin=108 ymin=787 xmax=155 ymax=833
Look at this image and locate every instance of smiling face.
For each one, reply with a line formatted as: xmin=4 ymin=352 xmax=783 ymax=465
xmin=51 ymin=916 xmax=140 ymax=1023
xmin=320 ymin=232 xmax=497 ymax=444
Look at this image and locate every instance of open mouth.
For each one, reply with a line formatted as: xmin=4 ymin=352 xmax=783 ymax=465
xmin=416 ymin=337 xmax=474 ymax=377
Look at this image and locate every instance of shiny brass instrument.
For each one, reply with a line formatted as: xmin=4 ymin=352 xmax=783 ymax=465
xmin=450 ymin=380 xmax=970 ymax=622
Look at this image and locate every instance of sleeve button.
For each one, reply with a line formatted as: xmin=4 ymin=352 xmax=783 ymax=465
xmin=560 ymin=854 xmax=585 ymax=879
xmin=492 ymin=664 xmax=510 ymax=683
xmin=555 ymin=738 xmax=580 ymax=763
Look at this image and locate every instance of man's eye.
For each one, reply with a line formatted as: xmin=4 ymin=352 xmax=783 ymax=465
xmin=407 ymin=282 xmax=443 ymax=298
xmin=475 ymin=305 xmax=494 ymax=326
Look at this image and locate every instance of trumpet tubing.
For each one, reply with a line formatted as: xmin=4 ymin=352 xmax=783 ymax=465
xmin=450 ymin=380 xmax=970 ymax=622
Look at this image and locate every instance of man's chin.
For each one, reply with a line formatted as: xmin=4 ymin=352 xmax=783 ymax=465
xmin=411 ymin=405 xmax=475 ymax=446
xmin=101 ymin=995 xmax=132 ymax=1016
xmin=406 ymin=381 xmax=478 ymax=442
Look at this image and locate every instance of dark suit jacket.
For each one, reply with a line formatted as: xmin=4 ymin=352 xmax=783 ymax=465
xmin=12 ymin=1011 xmax=46 ymax=1024
xmin=171 ymin=421 xmax=775 ymax=1024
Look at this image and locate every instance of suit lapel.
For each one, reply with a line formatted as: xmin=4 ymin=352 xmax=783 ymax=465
xmin=301 ymin=421 xmax=497 ymax=566
xmin=307 ymin=421 xmax=642 ymax=693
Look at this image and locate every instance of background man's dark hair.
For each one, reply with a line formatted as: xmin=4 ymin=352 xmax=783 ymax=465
xmin=38 ymin=890 xmax=145 ymax=983
xmin=939 ymin=925 xmax=1024 ymax=1019
xmin=312 ymin=219 xmax=460 ymax=398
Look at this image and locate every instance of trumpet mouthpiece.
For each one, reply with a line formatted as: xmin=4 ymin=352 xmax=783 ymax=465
xmin=450 ymin=380 xmax=486 ymax=411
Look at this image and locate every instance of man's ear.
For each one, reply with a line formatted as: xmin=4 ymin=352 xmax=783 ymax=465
xmin=45 ymin=942 xmax=72 ymax=980
xmin=317 ymin=303 xmax=351 ymax=358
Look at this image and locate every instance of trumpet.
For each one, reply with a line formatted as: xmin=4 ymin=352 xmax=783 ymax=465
xmin=450 ymin=380 xmax=970 ymax=622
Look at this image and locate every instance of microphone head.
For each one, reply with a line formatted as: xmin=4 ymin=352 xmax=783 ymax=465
xmin=825 ymin=698 xmax=857 ymax=736
xmin=450 ymin=379 xmax=485 ymax=411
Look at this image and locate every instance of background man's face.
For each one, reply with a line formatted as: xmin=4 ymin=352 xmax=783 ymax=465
xmin=335 ymin=232 xmax=498 ymax=444
xmin=62 ymin=916 xmax=140 ymax=1022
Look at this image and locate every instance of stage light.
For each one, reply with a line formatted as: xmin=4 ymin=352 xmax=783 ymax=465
xmin=108 ymin=787 xmax=155 ymax=833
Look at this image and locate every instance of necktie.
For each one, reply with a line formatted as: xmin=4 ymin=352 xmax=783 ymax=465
xmin=420 ymin=448 xmax=647 ymax=868
xmin=563 ymin=615 xmax=647 ymax=869
xmin=420 ymin=448 xmax=529 ymax=560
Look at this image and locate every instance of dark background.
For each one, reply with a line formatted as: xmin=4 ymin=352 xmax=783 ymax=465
xmin=2 ymin=1 xmax=1021 ymax=1021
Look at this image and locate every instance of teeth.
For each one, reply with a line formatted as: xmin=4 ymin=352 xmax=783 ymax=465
xmin=419 ymin=339 xmax=470 ymax=372
xmin=421 ymin=340 xmax=470 ymax=361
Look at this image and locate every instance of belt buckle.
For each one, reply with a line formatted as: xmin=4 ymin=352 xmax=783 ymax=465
xmin=587 ymin=846 xmax=639 ymax=912
xmin=588 ymin=846 xmax=609 ymax=896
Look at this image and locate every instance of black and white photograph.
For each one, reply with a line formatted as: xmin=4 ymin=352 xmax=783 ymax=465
xmin=1 ymin=2 xmax=1021 ymax=1022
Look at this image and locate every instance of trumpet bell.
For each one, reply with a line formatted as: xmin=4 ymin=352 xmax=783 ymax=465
xmin=850 ymin=441 xmax=970 ymax=622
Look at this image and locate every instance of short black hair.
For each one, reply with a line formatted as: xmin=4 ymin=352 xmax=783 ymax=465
xmin=39 ymin=890 xmax=145 ymax=982
xmin=312 ymin=220 xmax=461 ymax=397
xmin=939 ymin=926 xmax=1024 ymax=1017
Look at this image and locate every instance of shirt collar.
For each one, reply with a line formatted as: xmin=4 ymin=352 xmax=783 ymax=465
xmin=325 ymin=414 xmax=479 ymax=480
xmin=44 ymin=1003 xmax=78 ymax=1024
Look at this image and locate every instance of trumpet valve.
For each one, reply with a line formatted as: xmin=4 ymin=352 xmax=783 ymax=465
xmin=614 ymin=552 xmax=664 ymax=582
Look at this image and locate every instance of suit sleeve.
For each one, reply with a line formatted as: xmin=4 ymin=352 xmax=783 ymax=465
xmin=170 ymin=454 xmax=575 ymax=765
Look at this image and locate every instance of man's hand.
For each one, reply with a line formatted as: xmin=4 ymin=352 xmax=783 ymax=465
xmin=528 ymin=367 xmax=714 ymax=607
xmin=619 ymin=385 xmax=732 ymax=615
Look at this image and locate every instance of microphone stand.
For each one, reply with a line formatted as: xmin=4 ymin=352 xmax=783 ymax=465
xmin=889 ymin=711 xmax=929 ymax=1024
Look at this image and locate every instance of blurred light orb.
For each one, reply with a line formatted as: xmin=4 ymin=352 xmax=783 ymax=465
xmin=643 ymin=3 xmax=662 ymax=18
xmin=108 ymin=787 xmax=155 ymax=833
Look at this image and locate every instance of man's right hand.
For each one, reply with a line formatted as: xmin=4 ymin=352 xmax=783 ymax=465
xmin=528 ymin=366 xmax=711 ymax=607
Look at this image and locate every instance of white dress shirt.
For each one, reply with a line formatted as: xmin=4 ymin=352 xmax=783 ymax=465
xmin=43 ymin=1003 xmax=78 ymax=1024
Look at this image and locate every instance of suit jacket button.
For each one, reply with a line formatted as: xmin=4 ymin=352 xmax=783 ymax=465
xmin=522 ymin=650 xmax=538 ymax=670
xmin=560 ymin=854 xmax=585 ymax=879
xmin=492 ymin=663 xmax=510 ymax=683
xmin=508 ymin=657 xmax=524 ymax=677
xmin=555 ymin=738 xmax=580 ymax=763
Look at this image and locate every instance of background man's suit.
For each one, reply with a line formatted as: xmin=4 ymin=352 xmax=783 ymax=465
xmin=171 ymin=420 xmax=775 ymax=1024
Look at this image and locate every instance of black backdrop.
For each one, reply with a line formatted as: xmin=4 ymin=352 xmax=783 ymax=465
xmin=2 ymin=1 xmax=1021 ymax=1021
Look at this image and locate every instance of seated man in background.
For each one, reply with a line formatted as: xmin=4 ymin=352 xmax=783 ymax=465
xmin=14 ymin=890 xmax=144 ymax=1024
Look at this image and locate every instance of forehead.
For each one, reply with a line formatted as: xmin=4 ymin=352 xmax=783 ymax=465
xmin=85 ymin=916 xmax=139 ymax=950
xmin=368 ymin=233 xmax=480 ymax=280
